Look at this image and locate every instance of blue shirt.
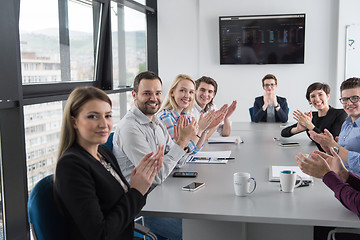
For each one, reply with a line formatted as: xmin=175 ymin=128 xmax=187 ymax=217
xmin=338 ymin=116 xmax=360 ymax=175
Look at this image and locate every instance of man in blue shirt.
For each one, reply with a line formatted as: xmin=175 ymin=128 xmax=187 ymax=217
xmin=309 ymin=77 xmax=360 ymax=175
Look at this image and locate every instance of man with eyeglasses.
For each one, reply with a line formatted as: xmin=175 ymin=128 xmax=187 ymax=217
xmin=308 ymin=77 xmax=360 ymax=175
xmin=253 ymin=74 xmax=288 ymax=123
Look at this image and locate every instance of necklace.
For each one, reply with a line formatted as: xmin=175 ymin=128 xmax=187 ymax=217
xmin=97 ymin=153 xmax=128 ymax=192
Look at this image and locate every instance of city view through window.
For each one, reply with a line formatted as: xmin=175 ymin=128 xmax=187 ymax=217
xmin=19 ymin=0 xmax=147 ymax=194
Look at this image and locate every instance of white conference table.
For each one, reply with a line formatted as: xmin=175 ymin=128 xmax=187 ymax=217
xmin=141 ymin=122 xmax=360 ymax=240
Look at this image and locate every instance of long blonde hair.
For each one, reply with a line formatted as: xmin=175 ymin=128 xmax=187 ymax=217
xmin=160 ymin=74 xmax=196 ymax=113
xmin=57 ymin=86 xmax=112 ymax=160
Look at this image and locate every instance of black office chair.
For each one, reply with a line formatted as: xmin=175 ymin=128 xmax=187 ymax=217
xmin=28 ymin=174 xmax=157 ymax=240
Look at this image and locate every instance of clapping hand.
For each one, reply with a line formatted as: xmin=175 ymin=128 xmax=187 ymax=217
xmin=308 ymin=129 xmax=336 ymax=152
xmin=264 ymin=91 xmax=277 ymax=105
xmin=130 ymin=145 xmax=164 ymax=195
xmin=295 ymin=151 xmax=331 ymax=178
xmin=293 ymin=110 xmax=313 ymax=131
xmin=175 ymin=115 xmax=198 ymax=142
xmin=207 ymin=104 xmax=227 ymax=129
xmin=198 ymin=110 xmax=215 ymax=134
xmin=224 ymin=100 xmax=237 ymax=119
xmin=296 ymin=148 xmax=349 ymax=181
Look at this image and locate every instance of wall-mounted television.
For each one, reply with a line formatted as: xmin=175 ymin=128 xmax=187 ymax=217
xmin=219 ymin=14 xmax=305 ymax=64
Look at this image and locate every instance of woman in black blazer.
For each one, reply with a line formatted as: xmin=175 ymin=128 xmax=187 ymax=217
xmin=253 ymin=74 xmax=288 ymax=123
xmin=55 ymin=86 xmax=163 ymax=240
xmin=281 ymin=82 xmax=347 ymax=152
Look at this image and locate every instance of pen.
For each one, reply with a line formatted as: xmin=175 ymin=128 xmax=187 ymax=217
xmin=217 ymin=157 xmax=235 ymax=160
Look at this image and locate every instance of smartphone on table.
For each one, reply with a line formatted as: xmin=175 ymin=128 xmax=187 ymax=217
xmin=182 ymin=182 xmax=205 ymax=191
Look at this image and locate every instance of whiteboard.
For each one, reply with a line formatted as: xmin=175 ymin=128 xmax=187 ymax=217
xmin=345 ymin=25 xmax=360 ymax=79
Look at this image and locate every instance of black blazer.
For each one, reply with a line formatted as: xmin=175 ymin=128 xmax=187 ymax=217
xmin=55 ymin=143 xmax=146 ymax=240
xmin=253 ymin=96 xmax=288 ymax=123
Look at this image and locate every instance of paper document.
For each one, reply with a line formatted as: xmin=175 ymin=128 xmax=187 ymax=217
xmin=186 ymin=150 xmax=232 ymax=164
xmin=187 ymin=156 xmax=228 ymax=164
xmin=269 ymin=166 xmax=313 ymax=182
xmin=208 ymin=136 xmax=243 ymax=144
xmin=193 ymin=151 xmax=231 ymax=158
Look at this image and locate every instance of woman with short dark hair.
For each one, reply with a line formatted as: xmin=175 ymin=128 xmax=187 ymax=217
xmin=281 ymin=82 xmax=347 ymax=151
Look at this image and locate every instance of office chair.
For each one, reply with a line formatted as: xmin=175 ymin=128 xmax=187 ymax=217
xmin=327 ymin=227 xmax=360 ymax=240
xmin=249 ymin=107 xmax=254 ymax=122
xmin=28 ymin=174 xmax=157 ymax=240
xmin=249 ymin=107 xmax=289 ymax=122
xmin=103 ymin=131 xmax=114 ymax=151
xmin=28 ymin=174 xmax=70 ymax=240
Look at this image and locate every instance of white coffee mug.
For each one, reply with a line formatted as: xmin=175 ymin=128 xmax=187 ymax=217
xmin=233 ymin=172 xmax=256 ymax=197
xmin=280 ymin=170 xmax=303 ymax=193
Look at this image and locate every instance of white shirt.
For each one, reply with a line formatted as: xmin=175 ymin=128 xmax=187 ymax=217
xmin=113 ymin=106 xmax=188 ymax=185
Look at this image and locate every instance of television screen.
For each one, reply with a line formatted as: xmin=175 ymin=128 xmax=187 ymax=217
xmin=219 ymin=14 xmax=305 ymax=64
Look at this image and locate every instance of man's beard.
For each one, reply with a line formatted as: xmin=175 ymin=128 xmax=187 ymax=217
xmin=137 ymin=100 xmax=161 ymax=116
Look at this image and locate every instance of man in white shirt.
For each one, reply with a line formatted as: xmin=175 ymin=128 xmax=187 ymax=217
xmin=113 ymin=71 xmax=197 ymax=240
xmin=113 ymin=71 xmax=197 ymax=185
xmin=191 ymin=76 xmax=237 ymax=137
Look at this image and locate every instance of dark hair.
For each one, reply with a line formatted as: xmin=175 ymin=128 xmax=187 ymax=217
xmin=306 ymin=82 xmax=330 ymax=102
xmin=195 ymin=76 xmax=218 ymax=111
xmin=340 ymin=77 xmax=360 ymax=92
xmin=262 ymin=74 xmax=277 ymax=86
xmin=133 ymin=71 xmax=162 ymax=93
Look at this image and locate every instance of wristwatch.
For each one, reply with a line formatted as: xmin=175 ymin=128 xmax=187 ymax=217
xmin=275 ymin=104 xmax=280 ymax=109
xmin=184 ymin=146 xmax=190 ymax=153
xmin=332 ymin=144 xmax=341 ymax=154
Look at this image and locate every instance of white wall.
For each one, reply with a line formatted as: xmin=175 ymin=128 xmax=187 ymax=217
xmin=336 ymin=0 xmax=360 ymax=103
xmin=158 ymin=0 xmax=341 ymax=122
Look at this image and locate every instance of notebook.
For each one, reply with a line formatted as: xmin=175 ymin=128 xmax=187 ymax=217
xmin=269 ymin=166 xmax=313 ymax=182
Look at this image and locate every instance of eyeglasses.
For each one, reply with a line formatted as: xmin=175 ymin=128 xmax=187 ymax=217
xmin=339 ymin=95 xmax=360 ymax=104
xmin=263 ymin=83 xmax=276 ymax=88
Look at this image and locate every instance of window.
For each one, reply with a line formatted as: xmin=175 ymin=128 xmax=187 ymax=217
xmin=68 ymin=0 xmax=95 ymax=81
xmin=108 ymin=91 xmax=134 ymax=127
xmin=0 ymin=0 xmax=157 ymax=238
xmin=19 ymin=0 xmax=96 ymax=84
xmin=111 ymin=2 xmax=147 ymax=89
xmin=24 ymin=102 xmax=62 ymax=192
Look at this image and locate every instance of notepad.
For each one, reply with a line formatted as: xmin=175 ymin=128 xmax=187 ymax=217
xmin=208 ymin=136 xmax=243 ymax=144
xmin=269 ymin=166 xmax=313 ymax=182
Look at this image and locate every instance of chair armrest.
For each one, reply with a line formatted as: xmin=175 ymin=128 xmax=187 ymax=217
xmin=134 ymin=223 xmax=158 ymax=240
